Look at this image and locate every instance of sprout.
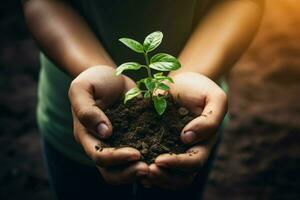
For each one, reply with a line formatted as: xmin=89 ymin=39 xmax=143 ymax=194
xmin=116 ymin=31 xmax=181 ymax=115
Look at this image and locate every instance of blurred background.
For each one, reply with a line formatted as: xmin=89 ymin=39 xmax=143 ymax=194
xmin=0 ymin=0 xmax=299 ymax=199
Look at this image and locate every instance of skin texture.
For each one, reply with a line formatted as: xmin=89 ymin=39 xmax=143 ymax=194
xmin=148 ymin=0 xmax=264 ymax=188
xmin=172 ymin=0 xmax=265 ymax=81
xmin=23 ymin=0 xmax=264 ymax=189
xmin=141 ymin=72 xmax=227 ymax=188
xmin=23 ymin=0 xmax=115 ymax=77
xmin=68 ymin=66 xmax=150 ymax=184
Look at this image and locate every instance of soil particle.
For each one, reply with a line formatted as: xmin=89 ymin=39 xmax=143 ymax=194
xmin=178 ymin=107 xmax=189 ymax=116
xmin=95 ymin=143 xmax=103 ymax=151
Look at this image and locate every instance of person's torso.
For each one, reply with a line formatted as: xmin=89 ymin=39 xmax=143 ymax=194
xmin=70 ymin=0 xmax=211 ymax=68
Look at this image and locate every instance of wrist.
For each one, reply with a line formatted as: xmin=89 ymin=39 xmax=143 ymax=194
xmin=66 ymin=53 xmax=116 ymax=77
xmin=73 ymin=64 xmax=116 ymax=78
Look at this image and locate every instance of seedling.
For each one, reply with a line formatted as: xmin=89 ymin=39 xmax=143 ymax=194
xmin=115 ymin=31 xmax=181 ymax=115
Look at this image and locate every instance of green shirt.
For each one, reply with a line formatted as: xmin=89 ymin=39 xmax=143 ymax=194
xmin=37 ymin=0 xmax=216 ymax=165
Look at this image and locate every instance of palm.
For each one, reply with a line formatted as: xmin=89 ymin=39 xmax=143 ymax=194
xmin=141 ymin=72 xmax=227 ymax=189
xmin=170 ymin=72 xmax=219 ymax=115
xmin=69 ymin=66 xmax=148 ymax=185
xmin=76 ymin=67 xmax=136 ymax=110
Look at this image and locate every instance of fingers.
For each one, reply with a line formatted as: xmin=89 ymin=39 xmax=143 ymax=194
xmin=181 ymin=88 xmax=227 ymax=144
xmin=74 ymin=118 xmax=141 ymax=167
xmin=169 ymin=72 xmax=227 ymax=144
xmin=94 ymin=147 xmax=141 ymax=167
xmin=146 ymin=164 xmax=195 ymax=190
xmin=145 ymin=138 xmax=216 ymax=189
xmin=154 ymin=140 xmax=214 ymax=172
xmin=98 ymin=162 xmax=149 ymax=185
xmin=147 ymin=164 xmax=169 ymax=188
xmin=69 ymin=79 xmax=112 ymax=139
xmin=142 ymin=141 xmax=215 ymax=189
xmin=144 ymin=143 xmax=212 ymax=189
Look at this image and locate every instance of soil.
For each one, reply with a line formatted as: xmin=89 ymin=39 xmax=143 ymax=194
xmin=101 ymin=97 xmax=195 ymax=164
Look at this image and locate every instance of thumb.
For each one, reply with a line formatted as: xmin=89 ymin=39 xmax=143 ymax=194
xmin=181 ymin=89 xmax=227 ymax=144
xmin=69 ymin=79 xmax=112 ymax=139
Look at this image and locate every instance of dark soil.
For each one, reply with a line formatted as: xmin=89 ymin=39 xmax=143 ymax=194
xmin=101 ymin=97 xmax=195 ymax=164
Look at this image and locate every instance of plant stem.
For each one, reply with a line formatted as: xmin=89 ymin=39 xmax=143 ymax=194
xmin=144 ymin=53 xmax=152 ymax=78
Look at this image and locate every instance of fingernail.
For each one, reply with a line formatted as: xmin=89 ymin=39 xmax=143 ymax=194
xmin=155 ymin=159 xmax=168 ymax=167
xmin=183 ymin=131 xmax=196 ymax=143
xmin=155 ymin=162 xmax=168 ymax=168
xmin=97 ymin=123 xmax=109 ymax=139
xmin=128 ymin=154 xmax=140 ymax=161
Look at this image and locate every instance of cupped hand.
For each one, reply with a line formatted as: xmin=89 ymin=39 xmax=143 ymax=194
xmin=69 ymin=66 xmax=149 ymax=185
xmin=142 ymin=72 xmax=227 ymax=189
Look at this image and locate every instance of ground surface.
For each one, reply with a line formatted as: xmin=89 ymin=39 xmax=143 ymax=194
xmin=204 ymin=1 xmax=300 ymax=199
xmin=0 ymin=0 xmax=299 ymax=199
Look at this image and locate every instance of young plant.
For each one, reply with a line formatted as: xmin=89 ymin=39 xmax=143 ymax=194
xmin=115 ymin=31 xmax=181 ymax=115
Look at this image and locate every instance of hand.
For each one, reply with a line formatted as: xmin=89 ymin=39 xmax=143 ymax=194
xmin=142 ymin=72 xmax=227 ymax=189
xmin=69 ymin=66 xmax=149 ymax=185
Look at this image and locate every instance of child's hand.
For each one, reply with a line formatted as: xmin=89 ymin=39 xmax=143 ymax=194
xmin=141 ymin=72 xmax=227 ymax=189
xmin=69 ymin=66 xmax=149 ymax=185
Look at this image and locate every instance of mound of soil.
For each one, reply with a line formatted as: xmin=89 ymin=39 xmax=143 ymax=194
xmin=100 ymin=97 xmax=195 ymax=163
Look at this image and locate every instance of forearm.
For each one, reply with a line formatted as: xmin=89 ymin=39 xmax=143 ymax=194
xmin=170 ymin=0 xmax=264 ymax=81
xmin=23 ymin=0 xmax=114 ymax=77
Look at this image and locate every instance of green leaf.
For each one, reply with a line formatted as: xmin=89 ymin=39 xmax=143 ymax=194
xmin=150 ymin=53 xmax=181 ymax=71
xmin=115 ymin=62 xmax=142 ymax=75
xmin=144 ymin=91 xmax=151 ymax=99
xmin=124 ymin=87 xmax=141 ymax=104
xmin=154 ymin=72 xmax=164 ymax=77
xmin=143 ymin=31 xmax=163 ymax=53
xmin=119 ymin=38 xmax=144 ymax=53
xmin=154 ymin=73 xmax=174 ymax=83
xmin=157 ymin=82 xmax=170 ymax=91
xmin=153 ymin=96 xmax=167 ymax=115
xmin=144 ymin=78 xmax=156 ymax=92
xmin=136 ymin=78 xmax=145 ymax=87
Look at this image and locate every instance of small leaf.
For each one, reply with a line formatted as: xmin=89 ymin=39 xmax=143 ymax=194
xmin=136 ymin=78 xmax=145 ymax=87
xmin=154 ymin=72 xmax=164 ymax=77
xmin=150 ymin=53 xmax=181 ymax=71
xmin=153 ymin=96 xmax=167 ymax=115
xmin=144 ymin=78 xmax=156 ymax=92
xmin=124 ymin=87 xmax=141 ymax=104
xmin=154 ymin=73 xmax=174 ymax=83
xmin=119 ymin=38 xmax=144 ymax=53
xmin=115 ymin=62 xmax=142 ymax=75
xmin=157 ymin=82 xmax=170 ymax=91
xmin=144 ymin=91 xmax=151 ymax=99
xmin=143 ymin=31 xmax=163 ymax=53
